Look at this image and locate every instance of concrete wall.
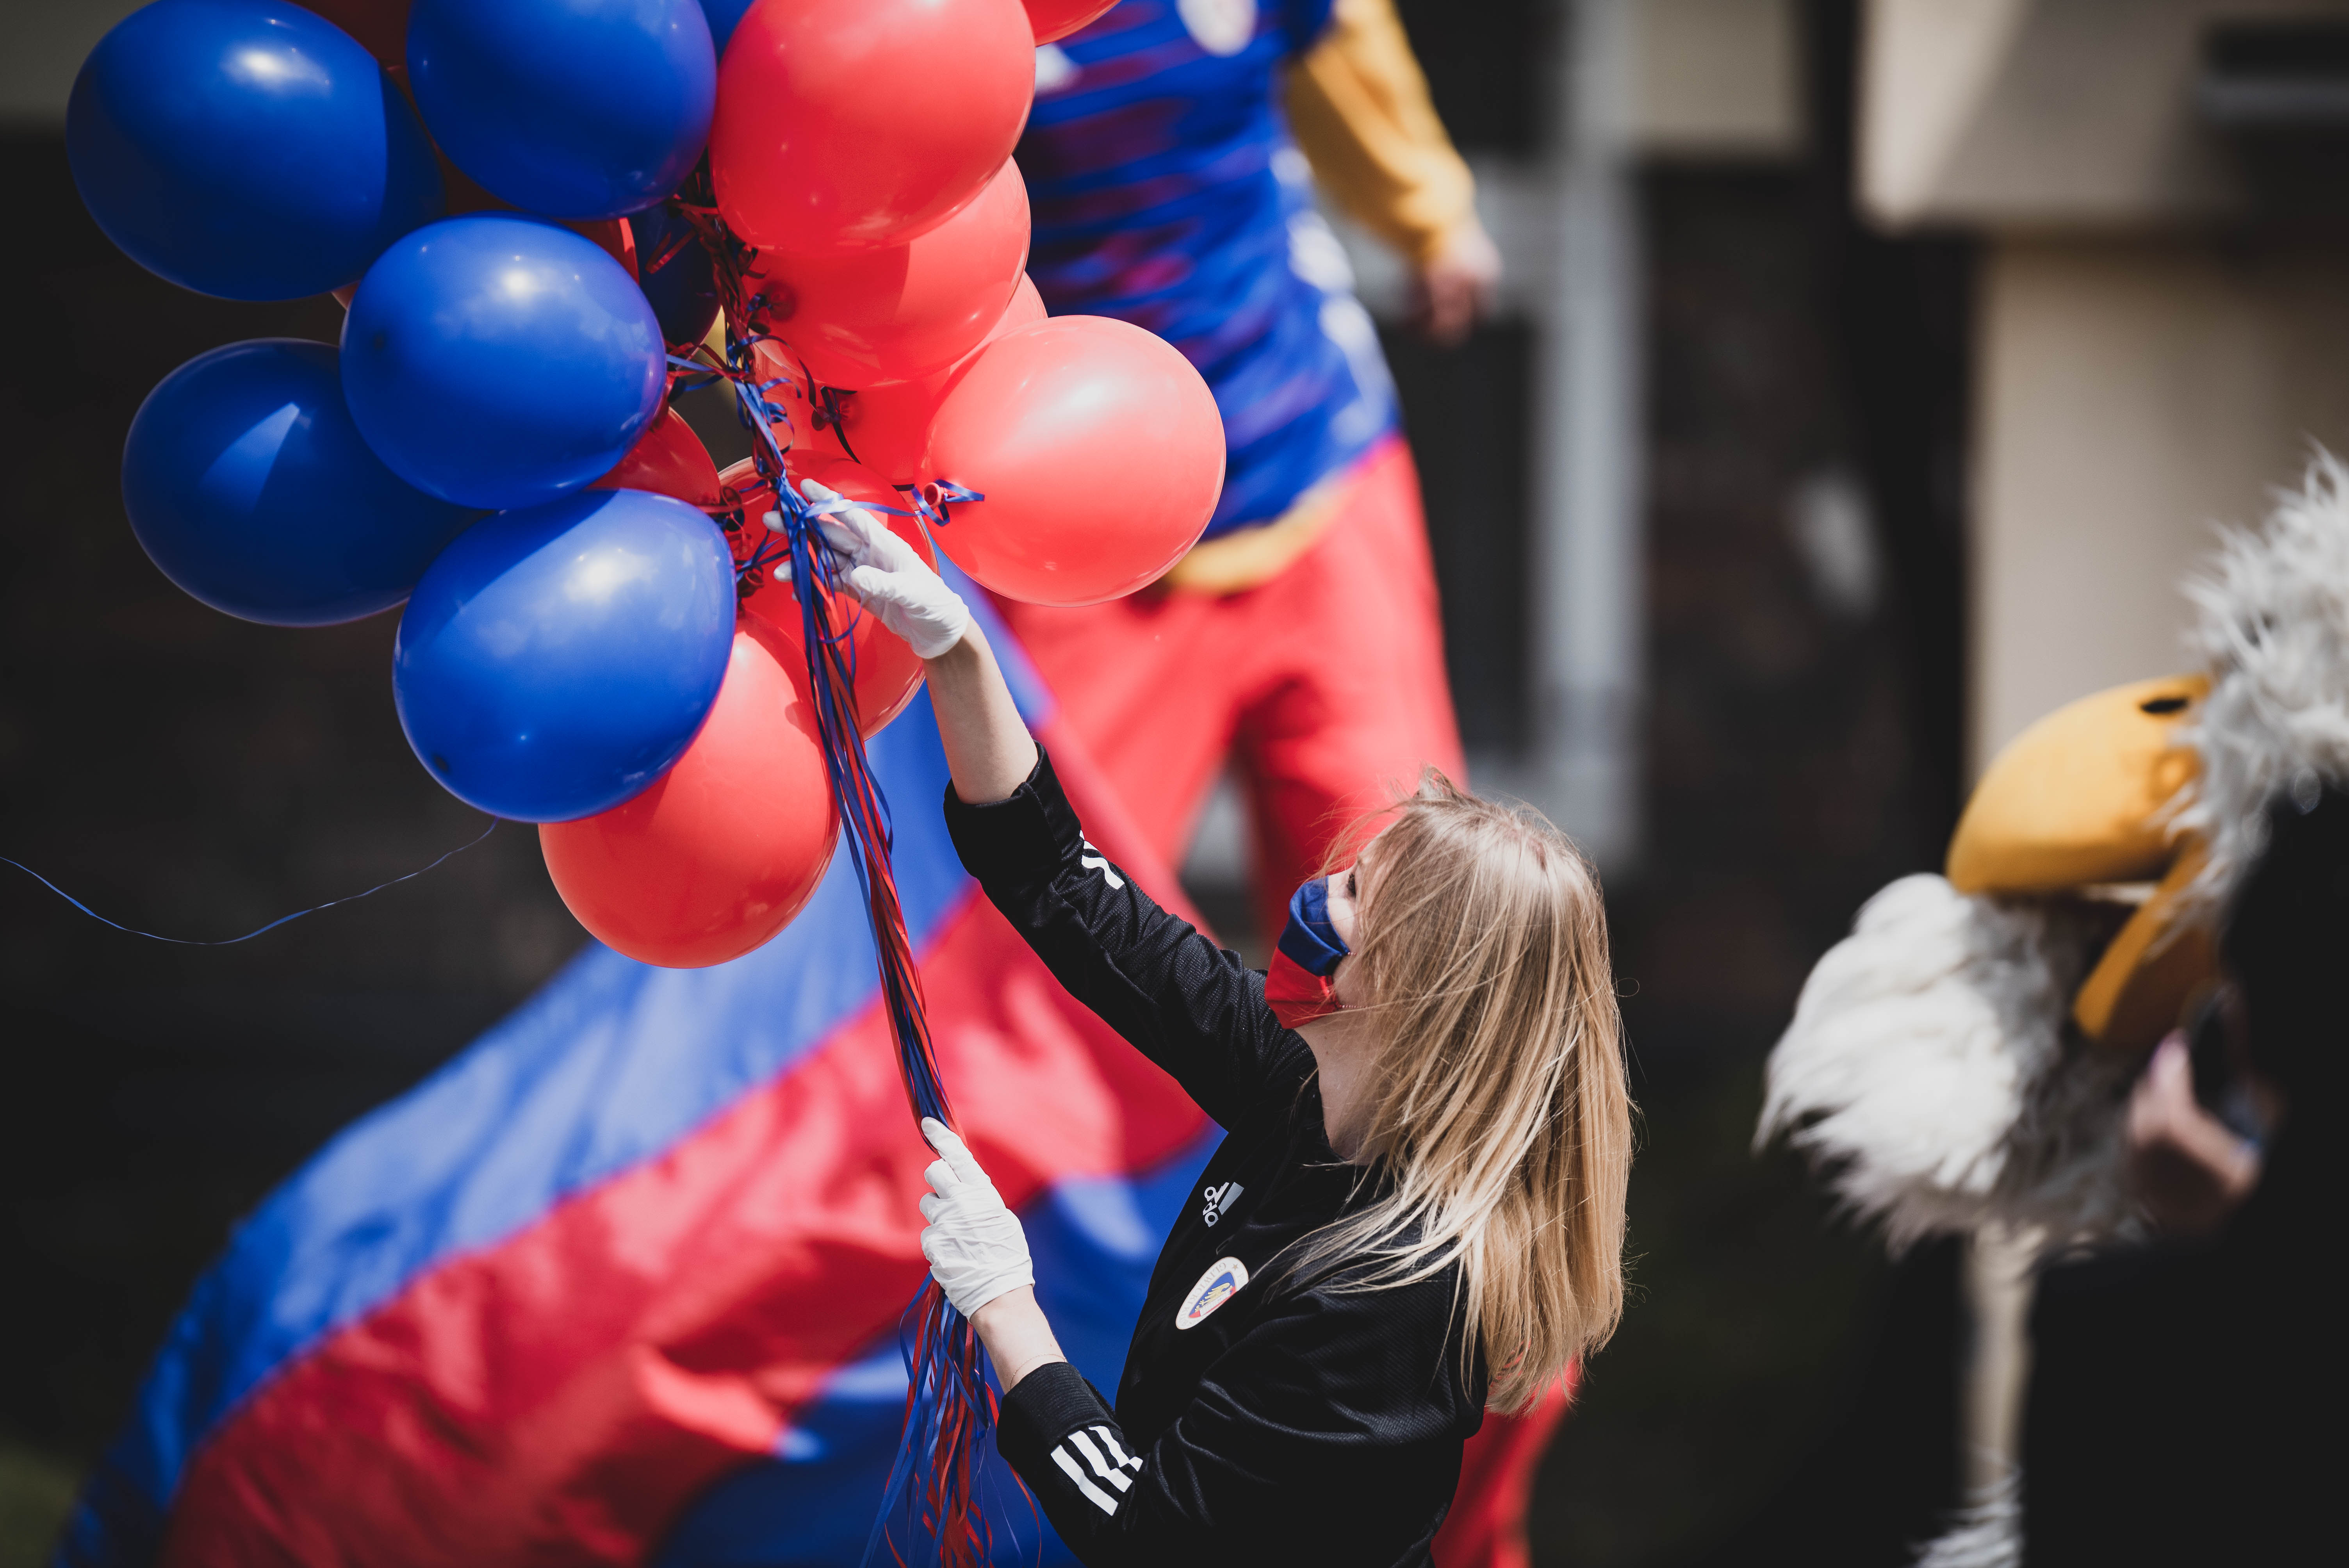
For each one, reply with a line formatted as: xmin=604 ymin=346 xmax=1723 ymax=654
xmin=1631 ymin=0 xmax=1806 ymax=161
xmin=1971 ymin=233 xmax=2349 ymax=768
xmin=1859 ymin=0 xmax=2349 ymax=229
xmin=1855 ymin=2 xmax=2349 ymax=769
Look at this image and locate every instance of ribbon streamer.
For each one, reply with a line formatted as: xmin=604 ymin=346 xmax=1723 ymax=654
xmin=674 ymin=168 xmax=1007 ymax=1568
xmin=2 ymin=819 xmax=497 ymax=946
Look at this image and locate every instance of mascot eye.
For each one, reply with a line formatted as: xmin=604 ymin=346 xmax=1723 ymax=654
xmin=2140 ymin=695 xmax=2190 ymax=715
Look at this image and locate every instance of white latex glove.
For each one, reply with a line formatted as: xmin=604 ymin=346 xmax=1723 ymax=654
xmin=917 ymin=1116 xmax=1033 ymax=1317
xmin=792 ymin=478 xmax=971 ymax=659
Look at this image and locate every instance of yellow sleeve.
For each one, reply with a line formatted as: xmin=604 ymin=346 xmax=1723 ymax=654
xmin=1281 ymin=0 xmax=1477 ymax=267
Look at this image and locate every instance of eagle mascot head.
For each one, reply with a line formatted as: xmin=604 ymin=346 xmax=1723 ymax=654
xmin=1759 ymin=453 xmax=2349 ymax=1248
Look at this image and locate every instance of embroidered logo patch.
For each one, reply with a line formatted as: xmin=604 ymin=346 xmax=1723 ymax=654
xmin=1176 ymin=1257 xmax=1249 ymax=1330
xmin=1200 ymin=1180 xmax=1244 ymax=1227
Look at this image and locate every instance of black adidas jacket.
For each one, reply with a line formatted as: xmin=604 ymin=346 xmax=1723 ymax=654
xmin=944 ymin=748 xmax=1485 ymax=1568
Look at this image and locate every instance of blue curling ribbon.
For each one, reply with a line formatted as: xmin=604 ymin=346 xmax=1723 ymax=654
xmin=686 ymin=274 xmax=1009 ymax=1563
xmin=901 ymin=482 xmax=984 ymax=534
xmin=2 ymin=819 xmax=496 ymax=946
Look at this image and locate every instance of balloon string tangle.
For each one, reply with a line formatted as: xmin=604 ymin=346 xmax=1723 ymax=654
xmin=665 ymin=175 xmax=1007 ymax=1568
xmin=772 ymin=459 xmax=999 ymax=1568
xmin=1 ymin=819 xmax=497 ymax=946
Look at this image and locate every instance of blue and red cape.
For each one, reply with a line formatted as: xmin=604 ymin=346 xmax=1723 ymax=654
xmin=58 ymin=605 xmax=1216 ymax=1568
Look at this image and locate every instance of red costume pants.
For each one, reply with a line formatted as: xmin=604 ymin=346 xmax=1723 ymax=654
xmin=995 ymin=434 xmax=1572 ymax=1568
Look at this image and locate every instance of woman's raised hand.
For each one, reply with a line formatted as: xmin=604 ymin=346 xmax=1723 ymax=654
xmin=917 ymin=1116 xmax=1035 ymax=1317
xmin=793 ymin=478 xmax=971 ymax=659
xmin=796 ymin=476 xmax=1036 ymax=805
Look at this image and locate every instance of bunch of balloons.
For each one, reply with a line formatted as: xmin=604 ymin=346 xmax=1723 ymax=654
xmin=72 ymin=0 xmax=1223 ymax=972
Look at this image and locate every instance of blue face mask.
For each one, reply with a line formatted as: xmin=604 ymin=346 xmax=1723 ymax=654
xmin=1268 ymin=876 xmax=1350 ymax=1028
xmin=1279 ymin=876 xmax=1349 ymax=976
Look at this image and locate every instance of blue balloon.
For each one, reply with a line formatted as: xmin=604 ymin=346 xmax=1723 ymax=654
xmin=342 ymin=215 xmax=667 ymax=511
xmin=67 ymin=0 xmax=443 ymax=301
xmin=627 ymin=200 xmax=721 ymax=349
xmin=122 ymin=340 xmax=479 ymax=626
xmin=697 ymin=0 xmax=757 ymax=54
xmin=394 ymin=490 xmax=735 ymax=821
xmin=407 ymin=0 xmax=716 ymax=221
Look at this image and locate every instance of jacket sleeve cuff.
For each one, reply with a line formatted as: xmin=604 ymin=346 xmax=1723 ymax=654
xmin=996 ymin=1360 xmax=1117 ymax=1475
xmin=942 ymin=745 xmax=1085 ymax=890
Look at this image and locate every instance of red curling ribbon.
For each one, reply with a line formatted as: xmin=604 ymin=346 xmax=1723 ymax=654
xmin=670 ymin=164 xmax=1011 ymax=1568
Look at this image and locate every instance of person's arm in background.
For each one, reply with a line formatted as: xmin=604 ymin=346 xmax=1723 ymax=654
xmin=2124 ymin=1030 xmax=2268 ymax=1237
xmin=1284 ymin=0 xmax=1499 ymax=346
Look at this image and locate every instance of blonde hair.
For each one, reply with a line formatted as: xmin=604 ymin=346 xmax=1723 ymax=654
xmin=1298 ymin=771 xmax=1632 ymax=1412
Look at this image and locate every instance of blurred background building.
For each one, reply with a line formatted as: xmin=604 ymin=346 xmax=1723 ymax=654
xmin=5 ymin=0 xmax=2346 ymax=1564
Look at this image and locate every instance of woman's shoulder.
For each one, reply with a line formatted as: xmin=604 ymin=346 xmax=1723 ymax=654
xmin=1265 ymin=1250 xmax=1486 ymax=1424
xmin=1294 ymin=1242 xmax=1465 ymax=1325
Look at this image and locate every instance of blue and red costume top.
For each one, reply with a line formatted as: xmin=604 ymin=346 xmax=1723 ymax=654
xmin=1019 ymin=0 xmax=1399 ymax=538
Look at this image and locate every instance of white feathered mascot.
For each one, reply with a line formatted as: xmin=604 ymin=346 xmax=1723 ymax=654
xmin=1757 ymin=454 xmax=2349 ymax=1560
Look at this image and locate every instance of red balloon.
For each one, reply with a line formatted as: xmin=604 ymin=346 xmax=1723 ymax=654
xmin=795 ymin=276 xmax=1048 ymax=484
xmin=541 ymin=625 xmax=839 ymax=968
xmin=743 ymin=342 xmax=916 ymax=484
xmin=924 ymin=315 xmax=1223 ymax=606
xmin=711 ymin=0 xmax=1034 ymax=256
xmin=1023 ymin=0 xmax=1118 ymax=44
xmin=593 ymin=406 xmax=722 ymax=504
xmin=798 ymin=364 xmax=936 ymax=486
xmin=1001 ymin=271 xmax=1049 ymax=331
xmin=718 ymin=456 xmax=771 ymax=508
xmin=749 ymin=158 xmax=1029 ymax=389
xmin=736 ymin=454 xmax=936 ymax=736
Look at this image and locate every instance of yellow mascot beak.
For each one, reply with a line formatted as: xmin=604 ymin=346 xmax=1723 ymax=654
xmin=1945 ymin=675 xmax=2214 ymax=1053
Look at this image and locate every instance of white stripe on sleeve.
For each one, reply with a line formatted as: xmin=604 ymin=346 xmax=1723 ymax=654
xmin=1051 ymin=1445 xmax=1120 ymax=1516
xmin=1079 ymin=839 xmax=1126 ymax=889
xmin=1067 ymin=1428 xmax=1134 ymax=1491
xmin=1093 ymin=1425 xmax=1144 ymax=1472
